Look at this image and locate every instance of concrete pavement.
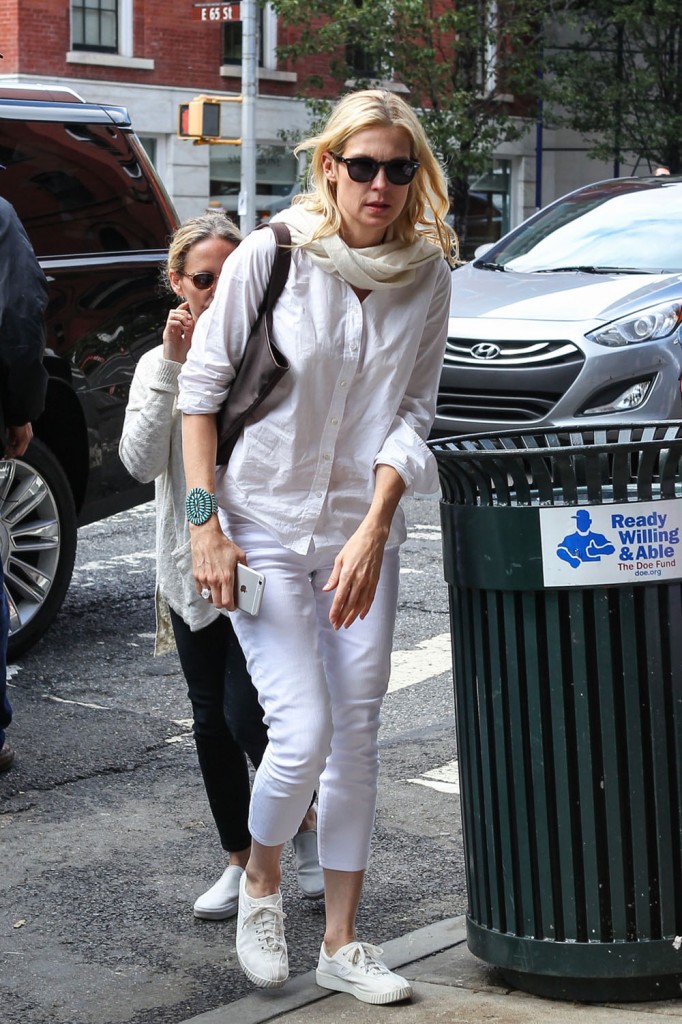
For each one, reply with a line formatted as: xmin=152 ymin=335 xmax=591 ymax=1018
xmin=179 ymin=916 xmax=682 ymax=1024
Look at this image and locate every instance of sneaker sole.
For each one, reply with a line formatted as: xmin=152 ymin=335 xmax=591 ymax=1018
xmin=238 ymin=952 xmax=289 ymax=988
xmin=316 ymin=970 xmax=412 ymax=1005
xmin=193 ymin=903 xmax=238 ymax=920
xmin=301 ymin=887 xmax=325 ymax=900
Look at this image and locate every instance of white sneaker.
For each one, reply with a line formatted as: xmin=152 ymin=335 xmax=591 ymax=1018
xmin=236 ymin=871 xmax=288 ymax=988
xmin=193 ymin=865 xmax=243 ymax=920
xmin=291 ymin=829 xmax=324 ymax=899
xmin=316 ymin=941 xmax=413 ymax=1005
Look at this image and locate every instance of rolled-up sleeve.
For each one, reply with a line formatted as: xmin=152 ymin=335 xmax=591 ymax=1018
xmin=373 ymin=258 xmax=451 ymax=494
xmin=119 ymin=350 xmax=181 ymax=483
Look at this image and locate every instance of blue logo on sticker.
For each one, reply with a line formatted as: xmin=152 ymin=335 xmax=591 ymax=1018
xmin=556 ymin=509 xmax=616 ymax=569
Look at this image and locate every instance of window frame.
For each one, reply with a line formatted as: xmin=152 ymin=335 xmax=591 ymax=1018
xmin=222 ymin=5 xmax=264 ymax=66
xmin=70 ymin=0 xmax=133 ymax=56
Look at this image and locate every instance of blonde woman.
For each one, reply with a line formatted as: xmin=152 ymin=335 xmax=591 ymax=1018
xmin=120 ymin=213 xmax=321 ymax=923
xmin=178 ymin=91 xmax=454 ymax=1004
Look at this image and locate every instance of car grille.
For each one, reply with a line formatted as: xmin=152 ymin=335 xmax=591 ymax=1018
xmin=437 ymin=385 xmax=561 ymax=422
xmin=438 ymin=336 xmax=584 ymax=424
xmin=444 ymin=336 xmax=580 ymax=367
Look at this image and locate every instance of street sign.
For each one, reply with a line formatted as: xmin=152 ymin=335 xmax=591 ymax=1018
xmin=192 ymin=3 xmax=240 ymax=21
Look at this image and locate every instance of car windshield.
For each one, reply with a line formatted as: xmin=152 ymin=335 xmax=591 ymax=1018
xmin=480 ymin=181 xmax=682 ymax=274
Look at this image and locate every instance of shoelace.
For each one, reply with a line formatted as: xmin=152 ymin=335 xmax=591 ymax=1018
xmin=242 ymin=902 xmax=287 ymax=952
xmin=346 ymin=942 xmax=391 ymax=975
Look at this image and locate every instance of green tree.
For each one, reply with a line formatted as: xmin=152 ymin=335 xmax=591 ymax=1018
xmin=544 ymin=0 xmax=682 ymax=173
xmin=271 ymin=0 xmax=549 ymax=249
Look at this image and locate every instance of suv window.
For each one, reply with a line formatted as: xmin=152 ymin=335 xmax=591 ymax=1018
xmin=0 ymin=119 xmax=172 ymax=257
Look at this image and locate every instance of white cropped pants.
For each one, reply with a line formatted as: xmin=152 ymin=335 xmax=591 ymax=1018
xmin=225 ymin=518 xmax=400 ymax=872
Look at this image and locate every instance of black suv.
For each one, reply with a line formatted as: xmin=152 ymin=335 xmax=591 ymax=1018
xmin=0 ymin=86 xmax=178 ymax=656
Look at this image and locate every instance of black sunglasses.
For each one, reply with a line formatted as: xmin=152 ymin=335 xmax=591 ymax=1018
xmin=331 ymin=153 xmax=420 ymax=186
xmin=181 ymin=270 xmax=218 ymax=290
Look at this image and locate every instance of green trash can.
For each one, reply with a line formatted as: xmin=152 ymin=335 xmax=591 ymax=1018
xmin=430 ymin=423 xmax=682 ymax=1002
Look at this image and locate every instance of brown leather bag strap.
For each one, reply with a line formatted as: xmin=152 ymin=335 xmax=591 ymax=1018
xmin=214 ymin=222 xmax=291 ymax=465
xmin=258 ymin=221 xmax=291 ymax=319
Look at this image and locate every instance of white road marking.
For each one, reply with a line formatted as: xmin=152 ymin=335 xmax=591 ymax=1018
xmin=406 ymin=524 xmax=441 ymax=542
xmin=45 ymin=695 xmax=110 ymax=710
xmin=76 ymin=551 xmax=155 ymax=573
xmin=388 ymin=632 xmax=452 ymax=693
xmin=405 ymin=759 xmax=459 ymax=794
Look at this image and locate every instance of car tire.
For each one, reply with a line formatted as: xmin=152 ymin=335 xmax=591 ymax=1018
xmin=0 ymin=439 xmax=77 ymax=660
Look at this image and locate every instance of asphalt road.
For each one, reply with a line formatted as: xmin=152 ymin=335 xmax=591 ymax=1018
xmin=1 ymin=494 xmax=467 ymax=1024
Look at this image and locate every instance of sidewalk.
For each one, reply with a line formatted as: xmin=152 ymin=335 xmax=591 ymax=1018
xmin=179 ymin=917 xmax=682 ymax=1024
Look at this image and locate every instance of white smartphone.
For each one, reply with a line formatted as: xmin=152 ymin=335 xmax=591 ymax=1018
xmin=235 ymin=563 xmax=266 ymax=616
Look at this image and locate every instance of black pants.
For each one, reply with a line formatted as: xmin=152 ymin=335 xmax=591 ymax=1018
xmin=170 ymin=607 xmax=268 ymax=852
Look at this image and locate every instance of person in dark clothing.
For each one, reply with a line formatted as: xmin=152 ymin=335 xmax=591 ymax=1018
xmin=0 ymin=196 xmax=49 ymax=772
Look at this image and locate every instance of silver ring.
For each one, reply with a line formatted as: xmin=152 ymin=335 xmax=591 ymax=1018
xmin=201 ymin=587 xmax=211 ymax=600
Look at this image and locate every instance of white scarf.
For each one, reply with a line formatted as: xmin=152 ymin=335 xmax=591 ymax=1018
xmin=272 ymin=204 xmax=443 ymax=291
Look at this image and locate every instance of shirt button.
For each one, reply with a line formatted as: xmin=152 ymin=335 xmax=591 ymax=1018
xmin=339 ymin=380 xmax=347 ymax=388
xmin=350 ymin=344 xmax=357 ymax=353
xmin=315 ymin=491 xmax=323 ymax=498
xmin=331 ymin=417 xmax=338 ymax=425
xmin=323 ymin=453 xmax=331 ymax=461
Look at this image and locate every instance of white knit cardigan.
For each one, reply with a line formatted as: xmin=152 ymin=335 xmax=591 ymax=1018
xmin=119 ymin=345 xmax=219 ymax=653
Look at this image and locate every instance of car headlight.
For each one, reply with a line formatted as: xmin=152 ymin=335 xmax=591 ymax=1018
xmin=588 ymin=300 xmax=682 ymax=347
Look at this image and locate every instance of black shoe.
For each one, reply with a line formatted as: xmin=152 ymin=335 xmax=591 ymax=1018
xmin=0 ymin=740 xmax=15 ymax=772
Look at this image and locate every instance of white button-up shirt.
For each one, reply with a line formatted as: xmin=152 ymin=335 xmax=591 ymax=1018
xmin=177 ymin=226 xmax=451 ymax=555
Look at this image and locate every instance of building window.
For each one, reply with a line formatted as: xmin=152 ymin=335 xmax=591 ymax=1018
xmin=71 ymin=0 xmax=118 ymax=52
xmin=138 ymin=137 xmax=157 ymax=167
xmin=209 ymin=145 xmax=298 ymax=221
xmin=345 ymin=0 xmax=385 ymax=80
xmin=346 ymin=38 xmax=381 ymax=78
xmin=461 ymin=159 xmax=511 ymax=259
xmin=222 ymin=6 xmax=265 ymax=65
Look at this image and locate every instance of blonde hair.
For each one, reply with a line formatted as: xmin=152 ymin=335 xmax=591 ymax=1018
xmin=164 ymin=211 xmax=242 ymax=291
xmin=294 ymin=90 xmax=456 ymax=261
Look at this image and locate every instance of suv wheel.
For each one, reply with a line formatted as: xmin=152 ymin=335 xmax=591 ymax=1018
xmin=0 ymin=440 xmax=77 ymax=659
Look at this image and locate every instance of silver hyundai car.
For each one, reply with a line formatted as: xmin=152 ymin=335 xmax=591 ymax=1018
xmin=433 ymin=175 xmax=682 ymax=438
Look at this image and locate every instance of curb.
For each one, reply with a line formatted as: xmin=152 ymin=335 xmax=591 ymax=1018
xmin=179 ymin=916 xmax=468 ymax=1024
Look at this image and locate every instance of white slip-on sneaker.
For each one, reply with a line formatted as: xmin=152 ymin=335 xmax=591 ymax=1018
xmin=291 ymin=830 xmax=324 ymax=899
xmin=193 ymin=865 xmax=243 ymax=920
xmin=236 ymin=871 xmax=289 ymax=988
xmin=316 ymin=941 xmax=413 ymax=1005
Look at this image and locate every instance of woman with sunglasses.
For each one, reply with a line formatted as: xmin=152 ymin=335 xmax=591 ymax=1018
xmin=120 ymin=212 xmax=323 ymax=924
xmin=178 ymin=91 xmax=455 ymax=1004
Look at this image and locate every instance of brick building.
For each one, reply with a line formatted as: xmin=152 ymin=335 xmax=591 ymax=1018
xmin=1 ymin=0 xmax=613 ymax=236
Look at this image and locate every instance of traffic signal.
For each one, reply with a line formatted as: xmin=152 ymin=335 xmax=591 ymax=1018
xmin=191 ymin=97 xmax=220 ymax=136
xmin=177 ymin=97 xmax=221 ymax=138
xmin=178 ymin=103 xmax=191 ymax=137
xmin=176 ymin=94 xmax=240 ymax=142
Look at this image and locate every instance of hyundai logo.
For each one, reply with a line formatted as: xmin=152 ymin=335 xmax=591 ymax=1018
xmin=471 ymin=342 xmax=501 ymax=360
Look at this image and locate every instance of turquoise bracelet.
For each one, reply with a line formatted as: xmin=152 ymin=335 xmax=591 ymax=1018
xmin=186 ymin=487 xmax=217 ymax=526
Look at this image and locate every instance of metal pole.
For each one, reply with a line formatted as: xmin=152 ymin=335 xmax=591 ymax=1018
xmin=613 ymin=24 xmax=623 ymax=177
xmin=535 ymin=57 xmax=543 ymax=212
xmin=239 ymin=0 xmax=257 ymax=233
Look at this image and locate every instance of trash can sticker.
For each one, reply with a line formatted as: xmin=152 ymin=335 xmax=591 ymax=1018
xmin=539 ymin=500 xmax=682 ymax=586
